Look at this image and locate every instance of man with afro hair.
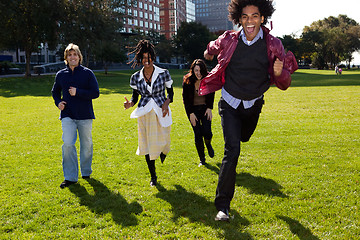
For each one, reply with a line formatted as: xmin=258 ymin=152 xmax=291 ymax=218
xmin=200 ymin=0 xmax=298 ymax=221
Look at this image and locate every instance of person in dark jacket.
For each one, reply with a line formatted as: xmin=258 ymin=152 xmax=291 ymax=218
xmin=182 ymin=59 xmax=215 ymax=166
xmin=52 ymin=43 xmax=99 ymax=189
xmin=201 ymin=0 xmax=298 ymax=221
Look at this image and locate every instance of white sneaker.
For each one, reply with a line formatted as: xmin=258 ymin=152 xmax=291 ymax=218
xmin=215 ymin=210 xmax=229 ymax=221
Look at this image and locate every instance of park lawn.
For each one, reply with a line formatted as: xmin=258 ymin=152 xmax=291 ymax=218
xmin=0 ymin=69 xmax=359 ymax=239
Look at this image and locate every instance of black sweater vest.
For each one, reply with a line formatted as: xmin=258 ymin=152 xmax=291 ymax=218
xmin=224 ymin=38 xmax=270 ymax=100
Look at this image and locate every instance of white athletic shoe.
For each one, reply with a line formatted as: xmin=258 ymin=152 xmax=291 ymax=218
xmin=215 ymin=210 xmax=229 ymax=221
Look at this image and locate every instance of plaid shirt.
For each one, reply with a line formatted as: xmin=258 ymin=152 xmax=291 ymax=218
xmin=130 ymin=65 xmax=173 ymax=108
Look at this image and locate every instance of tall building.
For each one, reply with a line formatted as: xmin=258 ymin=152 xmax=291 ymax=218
xmin=160 ymin=0 xmax=187 ymax=39
xmin=186 ymin=0 xmax=196 ymax=22
xmin=123 ymin=0 xmax=161 ymax=34
xmin=194 ymin=0 xmax=233 ymax=33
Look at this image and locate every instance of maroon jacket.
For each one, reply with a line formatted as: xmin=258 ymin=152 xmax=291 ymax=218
xmin=199 ymin=26 xmax=298 ymax=96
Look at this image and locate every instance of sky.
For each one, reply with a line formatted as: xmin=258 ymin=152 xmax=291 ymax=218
xmin=268 ymin=0 xmax=360 ymax=65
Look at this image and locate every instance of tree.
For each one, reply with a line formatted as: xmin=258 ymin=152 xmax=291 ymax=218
xmin=279 ymin=34 xmax=301 ymax=62
xmin=174 ymin=22 xmax=216 ymax=63
xmin=93 ymin=41 xmax=127 ymax=74
xmin=0 ymin=0 xmax=65 ymax=77
xmin=343 ymin=25 xmax=360 ymax=68
xmin=155 ymin=35 xmax=174 ymax=63
xmin=59 ymin=0 xmax=127 ymax=67
xmin=302 ymin=15 xmax=360 ymax=69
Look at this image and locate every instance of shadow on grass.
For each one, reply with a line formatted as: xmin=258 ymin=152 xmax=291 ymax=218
xmin=0 ymin=69 xmax=186 ymax=98
xmin=0 ymin=71 xmax=135 ymax=98
xmin=289 ymin=71 xmax=360 ymax=87
xmin=69 ymin=178 xmax=142 ymax=226
xmin=155 ymin=184 xmax=253 ymax=239
xmin=2 ymin=70 xmax=358 ymax=98
xmin=2 ymin=69 xmax=359 ymax=98
xmin=277 ymin=215 xmax=320 ymax=240
xmin=205 ymin=163 xmax=287 ymax=198
xmin=236 ymin=172 xmax=288 ymax=198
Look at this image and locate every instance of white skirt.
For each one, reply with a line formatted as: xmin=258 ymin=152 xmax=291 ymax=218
xmin=136 ymin=109 xmax=171 ymax=160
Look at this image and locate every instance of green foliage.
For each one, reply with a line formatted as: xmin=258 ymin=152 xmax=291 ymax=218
xmin=60 ymin=0 xmax=127 ymax=66
xmin=0 ymin=0 xmax=65 ymax=76
xmin=302 ymin=15 xmax=360 ymax=69
xmin=174 ymin=22 xmax=217 ymax=62
xmin=1 ymin=69 xmax=360 ymax=239
xmin=155 ymin=35 xmax=175 ymax=63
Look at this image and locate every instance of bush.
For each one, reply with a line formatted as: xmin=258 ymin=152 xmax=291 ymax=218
xmin=0 ymin=61 xmax=20 ymax=74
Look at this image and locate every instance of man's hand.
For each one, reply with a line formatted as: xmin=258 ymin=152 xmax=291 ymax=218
xmin=58 ymin=101 xmax=66 ymax=110
xmin=204 ymin=50 xmax=214 ymax=61
xmin=273 ymin=58 xmax=284 ymax=77
xmin=69 ymin=86 xmax=76 ymax=96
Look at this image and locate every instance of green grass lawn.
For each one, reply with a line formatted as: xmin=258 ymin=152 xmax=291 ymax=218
xmin=0 ymin=69 xmax=359 ymax=239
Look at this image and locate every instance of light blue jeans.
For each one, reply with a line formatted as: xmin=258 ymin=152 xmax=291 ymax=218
xmin=61 ymin=117 xmax=93 ymax=182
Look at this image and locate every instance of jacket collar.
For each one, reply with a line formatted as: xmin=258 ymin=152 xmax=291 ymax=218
xmin=66 ymin=64 xmax=81 ymax=72
xmin=139 ymin=64 xmax=165 ymax=82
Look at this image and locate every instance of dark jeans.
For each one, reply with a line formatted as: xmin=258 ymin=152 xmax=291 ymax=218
xmin=215 ymin=97 xmax=264 ymax=211
xmin=190 ymin=105 xmax=213 ymax=143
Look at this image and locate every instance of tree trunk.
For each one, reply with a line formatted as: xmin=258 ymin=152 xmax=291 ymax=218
xmin=104 ymin=62 xmax=108 ymax=74
xmin=25 ymin=50 xmax=32 ymax=77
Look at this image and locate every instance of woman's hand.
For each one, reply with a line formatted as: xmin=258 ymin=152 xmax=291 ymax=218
xmin=189 ymin=113 xmax=198 ymax=126
xmin=273 ymin=58 xmax=284 ymax=77
xmin=124 ymin=97 xmax=133 ymax=109
xmin=161 ymin=99 xmax=170 ymax=117
xmin=204 ymin=108 xmax=212 ymax=121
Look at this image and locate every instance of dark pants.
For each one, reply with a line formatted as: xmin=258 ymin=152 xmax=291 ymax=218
xmin=190 ymin=105 xmax=213 ymax=144
xmin=215 ymin=97 xmax=264 ymax=211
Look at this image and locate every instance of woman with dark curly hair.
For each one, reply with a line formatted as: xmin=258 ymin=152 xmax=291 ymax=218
xmin=200 ymin=0 xmax=298 ymax=221
xmin=124 ymin=40 xmax=174 ymax=187
xmin=182 ymin=59 xmax=215 ymax=166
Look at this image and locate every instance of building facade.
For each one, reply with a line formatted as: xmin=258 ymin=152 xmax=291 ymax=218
xmin=0 ymin=43 xmax=60 ymax=65
xmin=122 ymin=0 xmax=161 ymax=34
xmin=193 ymin=0 xmax=233 ymax=33
xmin=160 ymin=0 xmax=187 ymax=39
xmin=186 ymin=0 xmax=196 ymax=22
